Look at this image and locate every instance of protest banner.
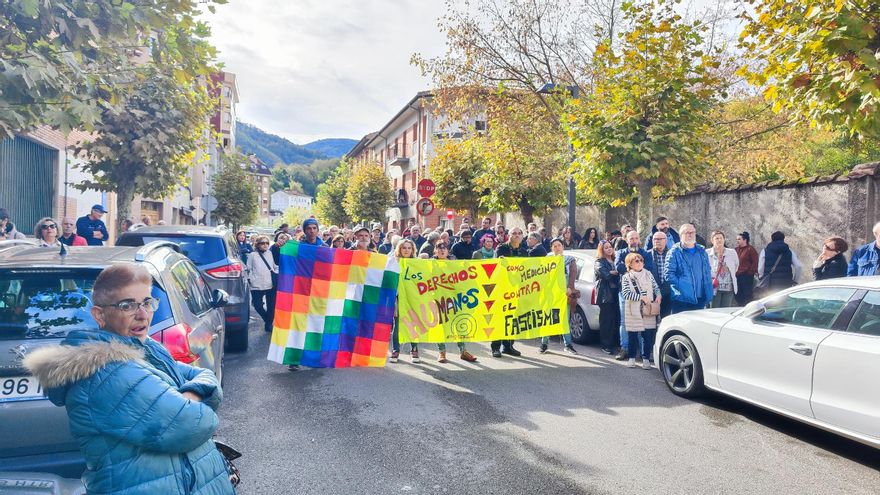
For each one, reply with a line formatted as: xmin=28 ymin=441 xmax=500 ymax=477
xmin=397 ymin=257 xmax=568 ymax=343
xmin=267 ymin=241 xmax=399 ymax=368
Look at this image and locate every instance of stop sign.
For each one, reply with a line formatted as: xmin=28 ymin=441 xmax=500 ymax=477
xmin=417 ymin=179 xmax=436 ymax=197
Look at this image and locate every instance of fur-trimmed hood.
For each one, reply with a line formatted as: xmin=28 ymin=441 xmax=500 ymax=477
xmin=24 ymin=341 xmax=145 ymax=389
xmin=23 ymin=329 xmax=147 ymax=406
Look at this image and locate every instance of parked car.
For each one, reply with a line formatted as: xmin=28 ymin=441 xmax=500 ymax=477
xmin=655 ymin=276 xmax=880 ymax=449
xmin=0 ymin=241 xmax=228 ymax=477
xmin=562 ymin=250 xmax=601 ymax=345
xmin=117 ymin=225 xmax=250 ymax=351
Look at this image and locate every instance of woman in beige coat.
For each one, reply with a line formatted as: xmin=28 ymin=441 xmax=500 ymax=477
xmin=620 ymin=252 xmax=661 ymax=369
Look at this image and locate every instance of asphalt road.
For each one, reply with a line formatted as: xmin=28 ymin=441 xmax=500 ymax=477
xmin=217 ymin=318 xmax=880 ymax=495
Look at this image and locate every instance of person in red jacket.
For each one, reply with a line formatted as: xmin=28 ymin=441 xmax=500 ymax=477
xmin=59 ymin=217 xmax=87 ymax=246
xmin=735 ymin=231 xmax=759 ymax=305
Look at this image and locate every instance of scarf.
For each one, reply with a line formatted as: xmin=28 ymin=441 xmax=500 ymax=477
xmin=479 ymin=247 xmax=495 ymax=259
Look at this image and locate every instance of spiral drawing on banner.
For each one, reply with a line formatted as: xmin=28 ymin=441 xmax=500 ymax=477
xmin=450 ymin=313 xmax=478 ymax=339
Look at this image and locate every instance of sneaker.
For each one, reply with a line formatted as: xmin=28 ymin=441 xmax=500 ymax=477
xmin=287 ymin=364 xmax=299 ymax=371
xmin=614 ymin=349 xmax=628 ymax=360
xmin=601 ymin=347 xmax=614 ymax=355
xmin=492 ymin=349 xmax=502 ymax=358
xmin=539 ymin=343 xmax=548 ymax=354
xmin=411 ymin=350 xmax=420 ymax=363
xmin=564 ymin=345 xmax=578 ymax=355
xmin=502 ymin=346 xmax=522 ymax=357
xmin=438 ymin=351 xmax=447 ymax=363
xmin=460 ymin=351 xmax=478 ymax=362
xmin=642 ymin=359 xmax=652 ymax=370
xmin=627 ymin=358 xmax=636 ymax=368
xmin=389 ymin=351 xmax=399 ymax=363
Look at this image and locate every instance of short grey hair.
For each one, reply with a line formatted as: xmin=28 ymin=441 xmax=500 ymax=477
xmin=527 ymin=232 xmax=542 ymax=242
xmin=93 ymin=263 xmax=152 ymax=305
xmin=873 ymin=221 xmax=880 ymax=235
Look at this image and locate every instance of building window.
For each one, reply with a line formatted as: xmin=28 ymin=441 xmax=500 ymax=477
xmin=475 ymin=120 xmax=487 ymax=131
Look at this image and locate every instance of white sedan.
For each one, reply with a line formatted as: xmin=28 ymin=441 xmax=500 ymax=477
xmin=654 ymin=276 xmax=880 ymax=448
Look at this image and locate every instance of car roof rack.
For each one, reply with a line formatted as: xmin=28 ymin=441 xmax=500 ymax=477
xmin=134 ymin=240 xmax=181 ymax=262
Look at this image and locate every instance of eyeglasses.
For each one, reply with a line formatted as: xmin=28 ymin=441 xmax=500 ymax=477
xmin=100 ymin=297 xmax=159 ymax=315
xmin=632 ymin=259 xmax=644 ymax=264
xmin=40 ymin=224 xmax=57 ymax=230
xmin=257 ymin=241 xmax=269 ymax=245
xmin=436 ymin=245 xmax=449 ymax=250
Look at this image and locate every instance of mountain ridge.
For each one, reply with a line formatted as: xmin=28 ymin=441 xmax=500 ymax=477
xmin=235 ymin=122 xmax=355 ymax=166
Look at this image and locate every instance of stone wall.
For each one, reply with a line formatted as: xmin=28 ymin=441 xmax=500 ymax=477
xmin=501 ymin=162 xmax=880 ymax=275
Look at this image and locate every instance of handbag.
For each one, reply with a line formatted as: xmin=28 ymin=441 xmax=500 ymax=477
xmin=630 ymin=273 xmax=660 ymax=317
xmin=755 ymin=255 xmax=782 ymax=292
xmin=258 ymin=251 xmax=278 ymax=287
xmin=712 ymin=251 xmax=725 ymax=289
xmin=214 ymin=440 xmax=242 ymax=488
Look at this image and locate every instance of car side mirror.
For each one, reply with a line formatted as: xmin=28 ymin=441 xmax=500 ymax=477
xmin=211 ymin=289 xmax=229 ymax=308
xmin=742 ymin=301 xmax=766 ymax=319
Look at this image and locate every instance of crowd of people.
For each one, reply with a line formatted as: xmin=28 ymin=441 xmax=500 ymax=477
xmin=7 ymin=203 xmax=878 ymax=369
xmin=236 ymin=215 xmax=880 ymax=371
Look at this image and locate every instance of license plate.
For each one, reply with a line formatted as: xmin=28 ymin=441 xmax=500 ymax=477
xmin=0 ymin=376 xmax=44 ymax=401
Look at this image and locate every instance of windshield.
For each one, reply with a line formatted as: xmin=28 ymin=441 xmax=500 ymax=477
xmin=0 ymin=271 xmax=171 ymax=340
xmin=119 ymin=235 xmax=226 ymax=266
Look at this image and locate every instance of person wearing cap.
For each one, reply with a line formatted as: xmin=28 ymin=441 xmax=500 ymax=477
xmin=735 ymin=231 xmax=759 ymax=305
xmin=451 ymin=229 xmax=474 ymax=260
xmin=76 ymin=205 xmax=110 ymax=246
xmin=0 ymin=208 xmax=26 ymax=240
xmin=351 ymin=225 xmax=374 ymax=252
xmin=300 ymin=218 xmax=325 ymax=247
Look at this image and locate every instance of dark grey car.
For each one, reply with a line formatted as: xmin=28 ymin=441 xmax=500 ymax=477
xmin=0 ymin=241 xmax=228 ymax=478
xmin=116 ymin=225 xmax=250 ymax=351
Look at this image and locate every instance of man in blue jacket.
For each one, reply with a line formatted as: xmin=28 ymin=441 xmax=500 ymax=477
xmin=613 ymin=230 xmax=654 ymax=359
xmin=666 ymin=223 xmax=714 ymax=314
xmin=848 ymin=221 xmax=880 ymax=276
xmin=76 ymin=204 xmax=110 ymax=246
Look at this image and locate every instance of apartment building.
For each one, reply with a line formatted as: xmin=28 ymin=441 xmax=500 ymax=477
xmin=270 ymin=190 xmax=313 ymax=213
xmin=245 ymin=154 xmax=272 ymax=226
xmin=347 ymin=91 xmax=484 ymax=232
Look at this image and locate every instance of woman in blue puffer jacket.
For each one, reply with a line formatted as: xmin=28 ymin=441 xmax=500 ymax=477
xmin=24 ymin=263 xmax=235 ymax=495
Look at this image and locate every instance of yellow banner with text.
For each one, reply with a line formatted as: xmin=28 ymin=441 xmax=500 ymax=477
xmin=396 ymin=257 xmax=568 ymax=343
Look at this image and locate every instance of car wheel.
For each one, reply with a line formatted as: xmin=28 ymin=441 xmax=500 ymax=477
xmin=570 ymin=305 xmax=591 ymax=345
xmin=226 ymin=324 xmax=249 ymax=352
xmin=660 ymin=334 xmax=704 ymax=397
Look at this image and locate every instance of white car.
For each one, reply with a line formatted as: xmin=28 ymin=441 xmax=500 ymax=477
xmin=655 ymin=276 xmax=880 ymax=448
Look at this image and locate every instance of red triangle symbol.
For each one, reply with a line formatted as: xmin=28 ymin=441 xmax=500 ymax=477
xmin=483 ymin=300 xmax=494 ymax=311
xmin=483 ymin=327 xmax=494 ymax=338
xmin=481 ymin=263 xmax=497 ymax=278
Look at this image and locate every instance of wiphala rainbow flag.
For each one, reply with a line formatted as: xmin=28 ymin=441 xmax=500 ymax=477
xmin=267 ymin=241 xmax=400 ymax=367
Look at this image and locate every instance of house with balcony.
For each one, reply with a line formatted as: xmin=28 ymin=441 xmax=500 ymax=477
xmin=347 ymin=91 xmax=486 ymax=232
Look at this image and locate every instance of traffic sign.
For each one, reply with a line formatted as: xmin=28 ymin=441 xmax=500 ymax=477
xmin=416 ymin=197 xmax=435 ymax=216
xmin=417 ymin=179 xmax=436 ymax=198
xmin=203 ymin=195 xmax=218 ymax=212
xmin=447 ymin=209 xmax=454 ymax=220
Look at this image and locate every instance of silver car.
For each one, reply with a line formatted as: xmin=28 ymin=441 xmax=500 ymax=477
xmin=0 ymin=241 xmax=227 ymax=477
xmin=117 ymin=225 xmax=250 ymax=351
xmin=564 ymin=250 xmax=602 ymax=345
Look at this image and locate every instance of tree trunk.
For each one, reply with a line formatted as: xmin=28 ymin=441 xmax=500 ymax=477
xmin=635 ymin=179 xmax=655 ymax=239
xmin=115 ymin=181 xmax=135 ymax=236
xmin=518 ymin=197 xmax=535 ymax=225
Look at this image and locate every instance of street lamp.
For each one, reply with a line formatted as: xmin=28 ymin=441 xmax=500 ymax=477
xmin=538 ymin=83 xmax=579 ymax=233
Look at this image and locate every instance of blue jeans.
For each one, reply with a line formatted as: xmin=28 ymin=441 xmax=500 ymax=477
xmin=619 ymin=294 xmax=643 ymax=352
xmin=670 ymin=301 xmax=705 ymax=314
xmin=641 ymin=328 xmax=657 ymax=361
xmin=542 ymin=307 xmax=574 ymax=347
xmin=391 ymin=317 xmax=418 ymax=353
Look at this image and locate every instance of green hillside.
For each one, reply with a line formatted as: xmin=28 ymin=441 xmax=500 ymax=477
xmin=235 ymin=122 xmax=326 ymax=165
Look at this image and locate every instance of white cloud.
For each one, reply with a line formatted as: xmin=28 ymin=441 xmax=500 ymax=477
xmin=203 ymin=0 xmax=448 ymax=144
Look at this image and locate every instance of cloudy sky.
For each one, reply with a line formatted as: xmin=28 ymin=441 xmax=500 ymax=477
xmin=204 ymin=0 xmax=448 ymax=144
